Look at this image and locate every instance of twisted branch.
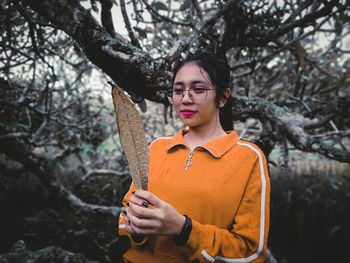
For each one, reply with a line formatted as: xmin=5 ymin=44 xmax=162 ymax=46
xmin=232 ymin=96 xmax=350 ymax=163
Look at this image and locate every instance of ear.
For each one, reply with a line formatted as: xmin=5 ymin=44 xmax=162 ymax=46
xmin=219 ymin=88 xmax=231 ymax=108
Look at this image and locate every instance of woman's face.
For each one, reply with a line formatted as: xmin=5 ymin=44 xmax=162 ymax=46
xmin=173 ymin=63 xmax=221 ymax=130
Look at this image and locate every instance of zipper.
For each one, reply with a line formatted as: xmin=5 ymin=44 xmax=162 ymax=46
xmin=184 ymin=150 xmax=194 ymax=171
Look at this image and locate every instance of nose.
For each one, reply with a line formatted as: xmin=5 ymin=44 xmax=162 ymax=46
xmin=181 ymin=90 xmax=193 ymax=103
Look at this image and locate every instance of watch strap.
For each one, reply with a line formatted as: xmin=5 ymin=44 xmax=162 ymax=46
xmin=174 ymin=215 xmax=192 ymax=246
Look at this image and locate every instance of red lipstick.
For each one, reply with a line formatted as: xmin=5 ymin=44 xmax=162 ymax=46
xmin=181 ymin=111 xmax=194 ymax=117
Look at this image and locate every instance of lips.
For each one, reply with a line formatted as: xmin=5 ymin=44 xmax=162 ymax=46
xmin=181 ymin=110 xmax=195 ymax=117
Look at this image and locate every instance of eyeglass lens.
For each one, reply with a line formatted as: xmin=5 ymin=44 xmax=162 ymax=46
xmin=172 ymin=88 xmax=209 ymax=103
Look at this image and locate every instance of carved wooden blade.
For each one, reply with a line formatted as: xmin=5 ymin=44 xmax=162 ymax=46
xmin=111 ymin=84 xmax=149 ymax=190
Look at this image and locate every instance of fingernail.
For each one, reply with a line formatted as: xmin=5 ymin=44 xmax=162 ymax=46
xmin=142 ymin=201 xmax=148 ymax=208
xmin=132 ymin=191 xmax=135 ymax=194
xmin=127 ymin=202 xmax=130 ymax=207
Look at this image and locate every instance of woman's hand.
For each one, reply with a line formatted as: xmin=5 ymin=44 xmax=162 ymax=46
xmin=125 ymin=190 xmax=185 ymax=236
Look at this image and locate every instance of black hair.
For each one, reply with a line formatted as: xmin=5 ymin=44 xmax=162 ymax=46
xmin=172 ymin=50 xmax=233 ymax=131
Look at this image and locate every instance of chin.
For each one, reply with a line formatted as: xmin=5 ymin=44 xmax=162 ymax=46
xmin=183 ymin=121 xmax=200 ymax=129
xmin=180 ymin=118 xmax=197 ymax=127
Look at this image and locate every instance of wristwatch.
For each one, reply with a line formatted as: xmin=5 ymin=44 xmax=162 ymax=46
xmin=174 ymin=215 xmax=192 ymax=246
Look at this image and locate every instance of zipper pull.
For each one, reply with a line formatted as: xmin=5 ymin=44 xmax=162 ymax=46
xmin=185 ymin=150 xmax=193 ymax=170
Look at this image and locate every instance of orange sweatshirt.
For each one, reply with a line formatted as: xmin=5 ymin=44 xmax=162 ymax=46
xmin=118 ymin=129 xmax=270 ymax=263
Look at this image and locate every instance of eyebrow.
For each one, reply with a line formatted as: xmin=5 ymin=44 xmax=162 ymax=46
xmin=173 ymin=80 xmax=209 ymax=86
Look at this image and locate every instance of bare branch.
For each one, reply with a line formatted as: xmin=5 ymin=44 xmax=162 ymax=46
xmin=82 ymin=169 xmax=129 ymax=180
xmin=120 ymin=0 xmax=141 ymax=49
xmin=310 ymin=130 xmax=350 ymax=139
xmin=140 ymin=0 xmax=193 ymax=26
xmin=203 ymin=0 xmax=243 ymax=28
xmin=231 ymin=96 xmax=350 ymax=163
xmin=264 ymin=1 xmax=345 ymax=44
xmin=100 ymin=0 xmax=116 ymax=37
xmin=165 ymin=0 xmax=244 ymax=64
xmin=13 ymin=0 xmax=56 ymax=76
xmin=1 ymin=133 xmax=123 ymax=218
xmin=0 ymin=132 xmax=29 ymax=139
xmin=191 ymin=0 xmax=203 ymax=24
xmin=59 ymin=185 xmax=124 ymax=217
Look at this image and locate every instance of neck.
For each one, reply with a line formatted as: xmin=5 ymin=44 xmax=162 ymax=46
xmin=185 ymin=122 xmax=227 ymax=150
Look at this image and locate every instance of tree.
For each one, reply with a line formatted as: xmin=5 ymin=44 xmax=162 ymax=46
xmin=5 ymin=0 xmax=349 ymax=163
xmin=1 ymin=0 xmax=350 ymax=261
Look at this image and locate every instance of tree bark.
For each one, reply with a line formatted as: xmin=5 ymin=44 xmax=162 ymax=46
xmin=26 ymin=0 xmax=171 ymax=103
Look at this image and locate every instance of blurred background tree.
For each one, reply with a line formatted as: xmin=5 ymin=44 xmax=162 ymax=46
xmin=0 ymin=0 xmax=349 ymax=262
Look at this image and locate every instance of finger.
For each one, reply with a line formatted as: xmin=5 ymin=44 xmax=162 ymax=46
xmin=125 ymin=220 xmax=138 ymax=234
xmin=128 ymin=213 xmax=152 ymax=229
xmin=127 ymin=203 xmax=157 ymax=221
xmin=125 ymin=222 xmax=154 ymax=235
xmin=127 ymin=221 xmax=155 ymax=235
xmin=129 ymin=194 xmax=150 ymax=208
xmin=134 ymin=190 xmax=163 ymax=208
xmin=127 ymin=205 xmax=162 ymax=229
xmin=127 ymin=215 xmax=159 ymax=235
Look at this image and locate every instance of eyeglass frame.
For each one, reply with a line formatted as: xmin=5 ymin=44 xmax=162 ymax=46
xmin=167 ymin=87 xmax=216 ymax=103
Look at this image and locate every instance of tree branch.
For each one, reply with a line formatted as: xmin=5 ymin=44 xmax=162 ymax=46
xmin=82 ymin=169 xmax=129 ymax=180
xmin=1 ymin=240 xmax=100 ymax=262
xmin=60 ymin=185 xmax=123 ymax=217
xmin=203 ymin=0 xmax=243 ymax=28
xmin=0 ymin=134 xmax=123 ymax=218
xmin=191 ymin=0 xmax=203 ymax=24
xmin=100 ymin=0 xmax=116 ymax=38
xmin=120 ymin=0 xmax=141 ymax=49
xmin=264 ymin=0 xmax=344 ymax=44
xmin=166 ymin=0 xmax=244 ymax=65
xmin=231 ymin=96 xmax=350 ymax=163
xmin=140 ymin=0 xmax=193 ymax=26
xmin=27 ymin=0 xmax=170 ymax=102
xmin=13 ymin=0 xmax=56 ymax=76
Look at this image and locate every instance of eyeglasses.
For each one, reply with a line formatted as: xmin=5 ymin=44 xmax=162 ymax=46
xmin=167 ymin=87 xmax=216 ymax=103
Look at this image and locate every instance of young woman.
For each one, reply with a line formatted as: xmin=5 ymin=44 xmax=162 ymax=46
xmin=118 ymin=51 xmax=270 ymax=263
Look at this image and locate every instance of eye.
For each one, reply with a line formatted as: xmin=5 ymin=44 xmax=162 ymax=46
xmin=192 ymin=87 xmax=206 ymax=94
xmin=173 ymin=88 xmax=184 ymax=95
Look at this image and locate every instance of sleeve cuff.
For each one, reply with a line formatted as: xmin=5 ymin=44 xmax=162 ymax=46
xmin=130 ymin=235 xmax=148 ymax=246
xmin=118 ymin=222 xmax=149 ymax=247
xmin=177 ymin=218 xmax=213 ymax=260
